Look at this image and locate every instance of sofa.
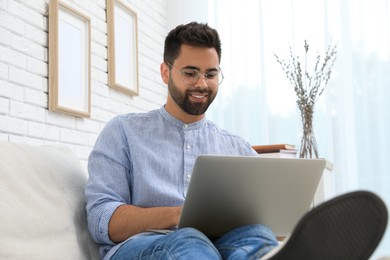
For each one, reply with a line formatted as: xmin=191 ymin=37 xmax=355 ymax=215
xmin=0 ymin=141 xmax=100 ymax=259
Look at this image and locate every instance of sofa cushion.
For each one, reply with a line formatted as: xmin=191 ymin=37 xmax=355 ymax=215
xmin=0 ymin=141 xmax=99 ymax=259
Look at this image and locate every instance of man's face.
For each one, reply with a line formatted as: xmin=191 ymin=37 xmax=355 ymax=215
xmin=164 ymin=45 xmax=220 ymax=116
xmin=167 ymin=72 xmax=216 ymax=115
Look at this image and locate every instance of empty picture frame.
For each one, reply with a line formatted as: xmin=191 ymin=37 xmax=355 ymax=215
xmin=107 ymin=0 xmax=139 ymax=95
xmin=49 ymin=0 xmax=91 ymax=117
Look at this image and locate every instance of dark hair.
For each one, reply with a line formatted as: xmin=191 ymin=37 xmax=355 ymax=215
xmin=163 ymin=22 xmax=222 ymax=65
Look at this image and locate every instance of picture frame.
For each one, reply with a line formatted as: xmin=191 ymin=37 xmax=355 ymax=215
xmin=48 ymin=0 xmax=91 ymax=117
xmin=107 ymin=0 xmax=139 ymax=96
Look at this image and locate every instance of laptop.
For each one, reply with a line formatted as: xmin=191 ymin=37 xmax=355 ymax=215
xmin=178 ymin=155 xmax=326 ymax=238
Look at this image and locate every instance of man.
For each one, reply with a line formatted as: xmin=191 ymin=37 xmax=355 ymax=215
xmin=85 ymin=22 xmax=387 ymax=259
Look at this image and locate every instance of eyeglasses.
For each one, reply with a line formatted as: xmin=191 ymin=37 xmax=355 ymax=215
xmin=167 ymin=63 xmax=224 ymax=87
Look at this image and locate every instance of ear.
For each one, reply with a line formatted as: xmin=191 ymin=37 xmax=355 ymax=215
xmin=160 ymin=63 xmax=170 ymax=84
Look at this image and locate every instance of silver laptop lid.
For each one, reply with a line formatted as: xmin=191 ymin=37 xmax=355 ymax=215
xmin=178 ymin=155 xmax=326 ymax=238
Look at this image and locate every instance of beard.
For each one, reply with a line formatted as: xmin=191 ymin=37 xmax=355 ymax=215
xmin=168 ymin=77 xmax=217 ymax=116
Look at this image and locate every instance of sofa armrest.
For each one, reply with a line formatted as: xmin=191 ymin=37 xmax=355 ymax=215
xmin=0 ymin=141 xmax=99 ymax=259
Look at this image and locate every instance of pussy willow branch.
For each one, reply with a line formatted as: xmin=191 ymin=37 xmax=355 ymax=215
xmin=274 ymin=40 xmax=337 ymax=111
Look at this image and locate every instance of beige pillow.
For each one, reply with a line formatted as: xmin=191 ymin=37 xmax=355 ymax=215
xmin=0 ymin=141 xmax=99 ymax=260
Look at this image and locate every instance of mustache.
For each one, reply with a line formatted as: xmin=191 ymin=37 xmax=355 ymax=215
xmin=187 ymin=88 xmax=210 ymax=94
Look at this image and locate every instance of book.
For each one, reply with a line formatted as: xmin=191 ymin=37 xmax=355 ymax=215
xmin=259 ymin=149 xmax=298 ymax=159
xmin=252 ymin=144 xmax=296 ymax=154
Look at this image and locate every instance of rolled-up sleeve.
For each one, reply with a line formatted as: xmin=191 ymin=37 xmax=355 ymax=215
xmin=85 ymin=118 xmax=132 ymax=244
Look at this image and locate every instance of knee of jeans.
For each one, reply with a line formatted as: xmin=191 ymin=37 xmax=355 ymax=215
xmin=237 ymin=224 xmax=278 ymax=243
xmin=165 ymin=228 xmax=221 ymax=258
xmin=174 ymin=227 xmax=210 ymax=241
xmin=169 ymin=228 xmax=215 ymax=247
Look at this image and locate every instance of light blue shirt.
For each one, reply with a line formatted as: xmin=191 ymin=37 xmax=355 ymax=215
xmin=85 ymin=106 xmax=258 ymax=258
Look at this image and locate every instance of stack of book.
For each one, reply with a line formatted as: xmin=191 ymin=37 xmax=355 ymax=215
xmin=252 ymin=144 xmax=297 ymax=158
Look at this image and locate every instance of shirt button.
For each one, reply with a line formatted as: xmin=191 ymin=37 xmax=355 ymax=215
xmin=184 ymin=124 xmax=188 ymax=129
xmin=187 ymin=173 xmax=191 ymax=180
xmin=186 ymin=144 xmax=191 ymax=150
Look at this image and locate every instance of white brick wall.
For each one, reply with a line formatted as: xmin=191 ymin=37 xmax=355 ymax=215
xmin=0 ymin=0 xmax=169 ymax=169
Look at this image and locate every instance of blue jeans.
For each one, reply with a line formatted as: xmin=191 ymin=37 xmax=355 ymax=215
xmin=110 ymin=224 xmax=278 ymax=260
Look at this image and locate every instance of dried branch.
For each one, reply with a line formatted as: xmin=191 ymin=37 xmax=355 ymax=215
xmin=274 ymin=40 xmax=337 ymax=158
xmin=274 ymin=41 xmax=337 ymax=110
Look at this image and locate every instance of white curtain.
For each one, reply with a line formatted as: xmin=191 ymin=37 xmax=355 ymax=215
xmin=207 ymin=0 xmax=390 ymax=257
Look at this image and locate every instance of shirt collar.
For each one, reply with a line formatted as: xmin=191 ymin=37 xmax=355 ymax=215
xmin=159 ymin=106 xmax=208 ymax=130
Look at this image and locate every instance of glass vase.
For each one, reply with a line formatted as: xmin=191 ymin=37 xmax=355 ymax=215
xmin=299 ymin=105 xmax=319 ymax=159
